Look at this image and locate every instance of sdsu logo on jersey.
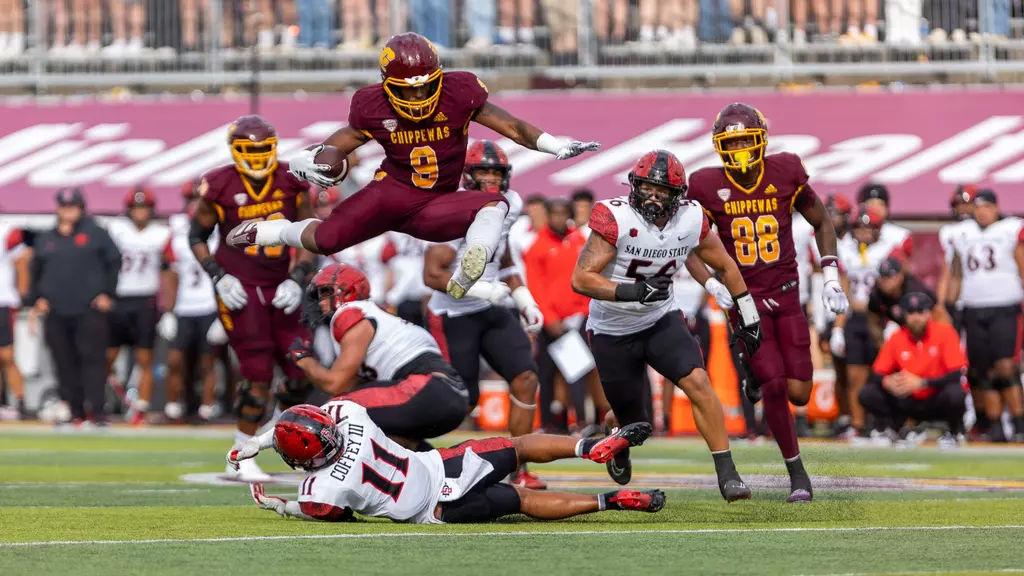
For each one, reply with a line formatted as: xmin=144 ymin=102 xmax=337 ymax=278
xmin=587 ymin=196 xmax=709 ymax=336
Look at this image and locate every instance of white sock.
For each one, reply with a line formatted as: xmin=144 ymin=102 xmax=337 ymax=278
xmin=281 ymin=218 xmax=319 ymax=248
xmin=234 ymin=430 xmax=253 ymax=447
xmin=135 ymin=399 xmax=150 ymax=412
xmin=164 ymin=402 xmax=184 ymax=420
xmin=574 ymin=439 xmax=585 ymax=457
xmin=464 ymin=204 xmax=508 ymax=262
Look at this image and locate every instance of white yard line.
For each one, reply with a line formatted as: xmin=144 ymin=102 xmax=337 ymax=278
xmin=2 ymin=524 xmax=1022 ymax=548
xmin=795 ymin=569 xmax=1024 ymax=576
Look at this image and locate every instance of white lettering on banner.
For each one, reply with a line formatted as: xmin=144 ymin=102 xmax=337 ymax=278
xmin=106 ymin=125 xmax=229 ymax=186
xmin=992 ymin=156 xmax=1024 ymax=182
xmin=551 ymin=119 xmax=705 ymax=185
xmin=874 ymin=116 xmax=1022 ymax=183
xmin=29 ymin=139 xmax=166 ymax=187
xmin=0 ymin=124 xmax=82 ymax=166
xmin=300 ymin=122 xmax=345 ymax=140
xmin=82 ymin=123 xmax=131 ymax=140
xmin=495 ymin=137 xmax=553 ymax=175
xmin=939 ymin=130 xmax=1024 ymax=182
xmin=804 ymin=134 xmax=921 ymax=184
xmin=0 ymin=141 xmax=88 ymax=185
xmin=614 ymin=131 xmax=716 ymax=183
xmin=149 ymin=137 xmax=307 ymax=185
xmin=766 ymin=135 xmax=821 ymax=158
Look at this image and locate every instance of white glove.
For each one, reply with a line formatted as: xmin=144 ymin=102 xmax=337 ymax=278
xmin=822 ymin=280 xmax=849 ymax=315
xmin=288 ymin=145 xmax=343 ymax=189
xmin=704 ymin=278 xmax=734 ymax=310
xmin=556 ymin=140 xmax=601 ymax=160
xmin=465 ymin=280 xmax=512 ymax=306
xmin=156 ymin=312 xmax=178 ymax=341
xmin=830 ymin=327 xmax=846 ymax=357
xmin=215 ymin=274 xmax=248 ymax=310
xmin=250 ymin=483 xmax=296 ymax=518
xmin=226 ymin=439 xmax=262 ymax=472
xmin=207 ymin=318 xmax=229 ymax=345
xmin=272 ymin=279 xmax=303 ymax=315
xmin=512 ymin=286 xmax=544 ymax=334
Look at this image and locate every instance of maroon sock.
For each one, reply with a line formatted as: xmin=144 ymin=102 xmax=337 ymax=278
xmin=761 ymin=378 xmax=800 ymax=460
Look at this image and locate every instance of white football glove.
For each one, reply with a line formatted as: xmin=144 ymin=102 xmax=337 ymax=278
xmin=704 ymin=278 xmax=734 ymax=310
xmin=272 ymin=279 xmax=303 ymax=315
xmin=250 ymin=483 xmax=297 ymax=518
xmin=823 ymin=280 xmax=849 ymax=315
xmin=226 ymin=439 xmax=262 ymax=472
xmin=465 ymin=280 xmax=512 ymax=306
xmin=215 ymin=274 xmax=248 ymax=310
xmin=830 ymin=327 xmax=846 ymax=358
xmin=207 ymin=318 xmax=228 ymax=345
xmin=288 ymin=145 xmax=342 ymax=189
xmin=556 ymin=140 xmax=601 ymax=160
xmin=511 ymin=286 xmax=544 ymax=334
xmin=156 ymin=312 xmax=178 ymax=342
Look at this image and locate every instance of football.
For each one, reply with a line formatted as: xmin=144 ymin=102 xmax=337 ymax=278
xmin=311 ymin=144 xmax=349 ymax=182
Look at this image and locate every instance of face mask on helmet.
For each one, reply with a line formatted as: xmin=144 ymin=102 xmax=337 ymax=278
xmin=231 ymin=137 xmax=278 ymax=179
xmin=273 ymin=406 xmax=343 ymax=471
xmin=384 ymin=74 xmax=443 ymax=122
xmin=466 ymin=166 xmax=509 ymax=194
xmin=715 ymin=130 xmax=766 ymax=174
xmin=629 ymin=179 xmax=683 ymax=223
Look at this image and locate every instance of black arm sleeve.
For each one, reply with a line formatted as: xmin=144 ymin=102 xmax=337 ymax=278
xmin=925 ymin=370 xmax=963 ymax=389
xmin=96 ymin=226 xmax=122 ymax=296
xmin=189 ymin=217 xmax=215 ymax=248
xmin=24 ymin=236 xmax=44 ymax=306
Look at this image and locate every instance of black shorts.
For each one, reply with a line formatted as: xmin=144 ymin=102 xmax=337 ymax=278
xmin=844 ymin=311 xmax=877 ymax=366
xmin=686 ymin=310 xmax=711 ymax=367
xmin=337 ymin=373 xmax=469 ymax=440
xmin=392 ymin=351 xmax=461 ymax=381
xmin=0 ymin=306 xmax=14 ymax=348
xmin=964 ymin=304 xmax=1022 ymax=373
xmin=588 ymin=311 xmax=703 ymax=427
xmin=171 ymin=313 xmax=217 ymax=354
xmin=396 ymin=299 xmax=425 ymax=328
xmin=109 ymin=296 xmax=159 ymax=349
xmin=438 ymin=437 xmax=518 ymax=489
xmin=439 ymin=307 xmax=538 ymax=407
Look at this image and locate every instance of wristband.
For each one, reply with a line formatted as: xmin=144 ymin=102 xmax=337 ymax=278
xmin=823 ymin=265 xmax=840 ymax=284
xmin=736 ymin=292 xmax=760 ymax=326
xmin=290 ymin=260 xmax=316 ymax=285
xmin=536 ymin=133 xmax=566 ymax=155
xmin=511 ymin=286 xmax=537 ymax=311
xmin=200 ymin=257 xmax=225 ymax=283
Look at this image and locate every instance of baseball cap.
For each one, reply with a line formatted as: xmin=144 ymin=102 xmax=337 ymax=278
xmin=900 ymin=291 xmax=934 ymax=314
xmin=55 ymin=187 xmax=85 ymax=207
xmin=878 ymin=257 xmax=903 ymax=278
xmin=973 ymin=189 xmax=998 ymax=205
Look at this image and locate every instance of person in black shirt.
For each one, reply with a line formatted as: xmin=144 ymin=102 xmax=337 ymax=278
xmin=26 ymin=188 xmax=121 ymax=426
xmin=868 ymin=257 xmax=950 ymax=335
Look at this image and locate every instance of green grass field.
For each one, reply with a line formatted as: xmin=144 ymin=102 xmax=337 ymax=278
xmin=2 ymin=425 xmax=1023 ymax=576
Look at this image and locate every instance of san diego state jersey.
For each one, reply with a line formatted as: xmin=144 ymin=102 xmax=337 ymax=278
xmin=792 ymin=213 xmax=819 ymax=306
xmin=201 ymin=162 xmax=309 ymax=287
xmin=951 ymin=217 xmax=1024 ymax=308
xmin=687 ymin=152 xmax=818 ymax=297
xmin=383 ymin=232 xmax=431 ymax=307
xmin=166 ymin=213 xmax=218 ymax=317
xmin=106 ymin=218 xmax=171 ymax=298
xmin=838 ymin=235 xmax=904 ymax=304
xmin=587 ymin=196 xmax=709 ymax=336
xmin=329 ymin=300 xmax=440 ymax=379
xmin=428 ymin=188 xmax=522 ymax=317
xmin=348 ymin=71 xmax=489 ymax=193
xmin=299 ymin=400 xmax=445 ymax=524
xmin=939 ymin=220 xmax=969 ymax=309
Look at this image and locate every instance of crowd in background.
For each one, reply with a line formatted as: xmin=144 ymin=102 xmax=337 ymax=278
xmin=0 ymin=0 xmax=1017 ymax=59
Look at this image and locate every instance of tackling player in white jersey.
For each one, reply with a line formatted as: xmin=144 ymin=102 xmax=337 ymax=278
xmin=229 ymin=402 xmax=663 ymax=524
xmin=947 ymin=190 xmax=1024 ymax=442
xmin=571 ymin=150 xmax=758 ymax=501
xmin=423 ymin=140 xmax=546 ymax=489
xmin=834 ymin=205 xmax=908 ymax=437
xmin=381 ymin=231 xmax=431 ymax=327
xmin=105 ymin=187 xmax=172 ymax=424
xmin=159 ymin=182 xmax=226 ymax=422
xmin=286 ymin=263 xmax=468 ymax=448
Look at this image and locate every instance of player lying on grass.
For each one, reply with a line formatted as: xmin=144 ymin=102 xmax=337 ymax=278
xmin=228 ymin=402 xmax=664 ymax=524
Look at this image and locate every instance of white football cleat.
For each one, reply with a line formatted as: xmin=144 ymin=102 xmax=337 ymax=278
xmin=227 ymin=457 xmax=274 ymax=483
xmin=446 ymin=243 xmax=488 ymax=299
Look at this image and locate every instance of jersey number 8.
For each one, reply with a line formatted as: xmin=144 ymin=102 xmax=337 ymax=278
xmin=732 ymin=215 xmax=780 ymax=266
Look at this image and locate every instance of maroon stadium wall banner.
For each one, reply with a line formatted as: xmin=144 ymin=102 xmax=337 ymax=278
xmin=0 ymin=88 xmax=1022 ymax=216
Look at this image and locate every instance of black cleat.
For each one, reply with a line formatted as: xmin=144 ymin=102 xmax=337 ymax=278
xmin=785 ymin=457 xmax=814 ymax=503
xmin=586 ymin=422 xmax=653 ymax=463
xmin=720 ymin=478 xmax=752 ymax=503
xmin=735 ymin=348 xmax=761 ymax=404
xmin=606 ymin=450 xmax=632 ymax=485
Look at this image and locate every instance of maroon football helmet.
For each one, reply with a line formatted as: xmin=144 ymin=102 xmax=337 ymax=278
xmin=379 ymin=33 xmax=442 ymax=122
xmin=712 ymin=103 xmax=768 ymax=174
xmin=273 ymin=405 xmax=343 ymax=471
xmin=124 ymin=185 xmax=155 ymax=209
xmin=228 ymin=115 xmax=278 ymax=179
xmin=627 ymin=149 xmax=687 ymax=223
xmin=307 ymin=263 xmax=372 ymax=324
xmin=463 ymin=140 xmax=511 ymax=193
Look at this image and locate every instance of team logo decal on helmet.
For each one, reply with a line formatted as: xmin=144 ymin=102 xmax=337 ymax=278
xmin=380 ymin=33 xmax=443 ymax=122
xmin=272 ymin=405 xmax=344 ymax=471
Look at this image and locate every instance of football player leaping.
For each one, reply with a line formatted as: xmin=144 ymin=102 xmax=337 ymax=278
xmin=229 ymin=32 xmax=599 ymax=304
xmin=571 ymin=149 xmax=757 ymax=502
xmin=685 ymin=103 xmax=850 ymax=503
xmin=228 ymin=403 xmax=664 ymax=524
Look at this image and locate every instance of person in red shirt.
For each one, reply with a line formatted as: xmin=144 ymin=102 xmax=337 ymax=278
xmin=523 ymin=199 xmax=609 ymax=432
xmin=860 ymin=292 xmax=968 ymax=447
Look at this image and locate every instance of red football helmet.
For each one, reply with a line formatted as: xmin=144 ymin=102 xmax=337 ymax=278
xmin=463 ymin=140 xmax=511 ymax=193
xmin=311 ymin=187 xmax=341 ymax=208
xmin=124 ymin=186 xmax=155 ymax=209
xmin=182 ymin=179 xmax=201 ymax=201
xmin=826 ymin=193 xmax=852 ymax=216
xmin=379 ymin=32 xmax=442 ymax=122
xmin=852 ymin=203 xmax=885 ymax=228
xmin=228 ymin=115 xmax=278 ymax=180
xmin=627 ymin=149 xmax=687 ymax=223
xmin=951 ymin=184 xmax=977 ymax=207
xmin=308 ymin=263 xmax=372 ymax=324
xmin=273 ymin=404 xmax=343 ymax=471
xmin=712 ymin=102 xmax=768 ymax=174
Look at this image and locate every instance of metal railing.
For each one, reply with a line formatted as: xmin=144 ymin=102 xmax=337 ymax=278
xmin=0 ymin=0 xmax=1020 ymax=92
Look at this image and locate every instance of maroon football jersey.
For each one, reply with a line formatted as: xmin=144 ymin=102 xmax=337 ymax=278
xmin=688 ymin=152 xmax=818 ymax=296
xmin=202 ymin=162 xmax=310 ymax=287
xmin=348 ymin=70 xmax=488 ymax=194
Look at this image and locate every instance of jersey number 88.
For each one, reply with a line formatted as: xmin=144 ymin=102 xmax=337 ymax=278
xmin=732 ymin=215 xmax=780 ymax=266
